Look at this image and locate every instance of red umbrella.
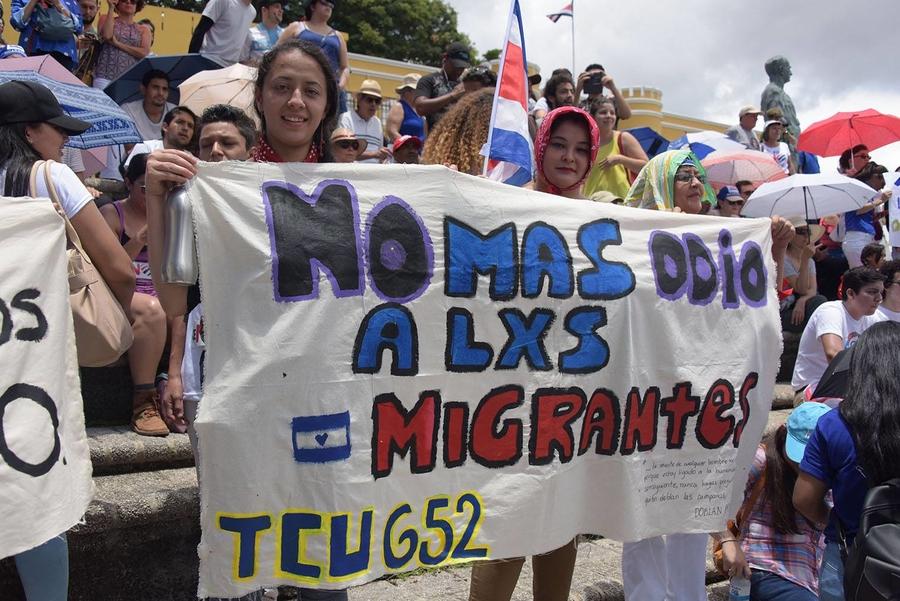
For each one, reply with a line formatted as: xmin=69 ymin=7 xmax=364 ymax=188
xmin=797 ymin=109 xmax=900 ymax=157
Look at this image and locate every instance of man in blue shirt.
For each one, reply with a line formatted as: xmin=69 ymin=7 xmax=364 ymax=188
xmin=241 ymin=0 xmax=282 ymax=66
xmin=11 ymin=0 xmax=83 ymax=71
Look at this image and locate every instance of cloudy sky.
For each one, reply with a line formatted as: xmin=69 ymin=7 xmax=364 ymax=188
xmin=446 ymin=0 xmax=900 ymax=171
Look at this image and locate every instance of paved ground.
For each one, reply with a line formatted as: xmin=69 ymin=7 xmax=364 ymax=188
xmin=353 ymin=538 xmax=730 ymax=601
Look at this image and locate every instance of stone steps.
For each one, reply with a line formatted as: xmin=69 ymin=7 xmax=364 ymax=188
xmin=89 ymin=427 xmax=194 ymax=475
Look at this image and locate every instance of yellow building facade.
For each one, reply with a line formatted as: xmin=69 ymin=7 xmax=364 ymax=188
xmin=616 ymin=86 xmax=728 ymax=137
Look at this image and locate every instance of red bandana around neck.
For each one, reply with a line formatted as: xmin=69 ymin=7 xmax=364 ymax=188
xmin=251 ymin=136 xmax=321 ymax=164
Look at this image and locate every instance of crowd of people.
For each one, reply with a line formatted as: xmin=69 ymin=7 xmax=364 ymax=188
xmin=2 ymin=1 xmax=899 ymax=601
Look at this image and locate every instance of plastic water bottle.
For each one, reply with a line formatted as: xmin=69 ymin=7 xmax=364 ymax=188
xmin=160 ymin=185 xmax=198 ymax=285
xmin=729 ymin=576 xmax=751 ymax=601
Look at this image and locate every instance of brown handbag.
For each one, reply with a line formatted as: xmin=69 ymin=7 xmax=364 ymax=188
xmin=30 ymin=160 xmax=133 ymax=367
xmin=713 ymin=466 xmax=766 ymax=575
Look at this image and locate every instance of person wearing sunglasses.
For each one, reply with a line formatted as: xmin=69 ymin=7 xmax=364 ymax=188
xmin=329 ymin=127 xmax=367 ymax=163
xmin=714 ymin=184 xmax=746 ymax=218
xmin=781 ymin=217 xmax=828 ymax=334
xmin=338 ymin=79 xmax=389 ymax=163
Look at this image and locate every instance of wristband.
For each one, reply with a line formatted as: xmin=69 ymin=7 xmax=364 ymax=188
xmin=720 ymin=538 xmax=739 ymax=544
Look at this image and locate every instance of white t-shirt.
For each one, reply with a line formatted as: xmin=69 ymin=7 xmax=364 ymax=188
xmin=122 ymin=100 xmax=176 ymax=141
xmin=792 ymin=300 xmax=886 ymax=391
xmin=761 ymin=141 xmax=790 ymax=174
xmin=338 ymin=111 xmax=384 ymax=164
xmin=200 ymin=0 xmax=258 ymax=67
xmin=1 ymin=162 xmax=92 ymax=219
xmin=877 ymin=305 xmax=900 ymax=322
xmin=181 ymin=304 xmax=205 ymax=402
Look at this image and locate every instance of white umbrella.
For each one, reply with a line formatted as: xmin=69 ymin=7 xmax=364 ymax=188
xmin=741 ymin=173 xmax=879 ymax=219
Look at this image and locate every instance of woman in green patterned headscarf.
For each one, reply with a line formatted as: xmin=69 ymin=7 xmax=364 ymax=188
xmin=624 ymin=149 xmax=716 ymax=214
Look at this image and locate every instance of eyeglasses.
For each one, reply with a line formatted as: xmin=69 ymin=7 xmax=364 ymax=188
xmin=795 ymin=227 xmax=810 ymax=236
xmin=360 ymin=96 xmax=381 ymax=105
xmin=334 ymin=139 xmax=360 ymax=150
xmin=674 ymin=172 xmax=707 ymax=184
xmin=725 ymin=199 xmax=745 ymax=206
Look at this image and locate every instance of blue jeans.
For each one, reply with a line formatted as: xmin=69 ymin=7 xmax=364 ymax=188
xmin=750 ymin=569 xmax=816 ymax=601
xmin=819 ymin=541 xmax=845 ymax=601
xmin=14 ymin=534 xmax=68 ymax=601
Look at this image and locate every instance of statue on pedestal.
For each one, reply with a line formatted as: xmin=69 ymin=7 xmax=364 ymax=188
xmin=760 ymin=56 xmax=800 ymax=144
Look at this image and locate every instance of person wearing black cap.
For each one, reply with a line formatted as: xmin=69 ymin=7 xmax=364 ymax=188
xmin=414 ymin=41 xmax=471 ymax=129
xmin=0 ymin=79 xmax=135 ymax=600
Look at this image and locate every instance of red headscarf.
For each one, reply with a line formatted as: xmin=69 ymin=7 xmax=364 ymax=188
xmin=534 ymin=106 xmax=600 ymax=195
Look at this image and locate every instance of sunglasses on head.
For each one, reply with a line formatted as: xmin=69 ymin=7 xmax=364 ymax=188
xmin=335 ymin=139 xmax=360 ymax=151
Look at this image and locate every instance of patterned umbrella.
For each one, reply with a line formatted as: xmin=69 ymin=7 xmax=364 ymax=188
xmin=668 ymin=130 xmax=745 ymax=159
xmin=0 ymin=61 xmax=141 ymax=149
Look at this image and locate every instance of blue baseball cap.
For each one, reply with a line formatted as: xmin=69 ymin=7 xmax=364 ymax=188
xmin=717 ymin=185 xmax=742 ymax=202
xmin=785 ymin=403 xmax=831 ymax=463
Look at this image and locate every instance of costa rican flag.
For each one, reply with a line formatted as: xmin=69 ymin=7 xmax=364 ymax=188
xmin=547 ymin=2 xmax=573 ymax=22
xmin=482 ymin=0 xmax=534 ymax=186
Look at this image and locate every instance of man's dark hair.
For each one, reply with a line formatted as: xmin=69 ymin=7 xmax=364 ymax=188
xmin=839 ymin=144 xmax=869 ymax=171
xmin=879 ymin=259 xmax=900 ymax=285
xmin=163 ymin=106 xmax=197 ymax=127
xmin=141 ymin=69 xmax=170 ymax=88
xmin=843 ymin=266 xmax=885 ymax=295
xmin=735 ymin=180 xmax=753 ymax=192
xmin=199 ymin=104 xmax=257 ymax=150
xmin=543 ymin=73 xmax=574 ymax=107
xmin=584 ymin=63 xmax=605 ymax=72
xmin=861 ymin=243 xmax=886 ymax=267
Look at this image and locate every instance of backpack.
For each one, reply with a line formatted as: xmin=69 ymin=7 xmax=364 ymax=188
xmin=842 ymin=478 xmax=900 ymax=601
xmin=33 ymin=5 xmax=78 ymax=42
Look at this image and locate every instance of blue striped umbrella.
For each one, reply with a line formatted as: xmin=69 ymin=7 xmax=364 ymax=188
xmin=0 ymin=69 xmax=141 ymax=149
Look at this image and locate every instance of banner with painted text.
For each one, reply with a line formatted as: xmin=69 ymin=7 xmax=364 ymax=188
xmin=190 ymin=163 xmax=781 ymax=597
xmin=0 ymin=196 xmax=94 ymax=559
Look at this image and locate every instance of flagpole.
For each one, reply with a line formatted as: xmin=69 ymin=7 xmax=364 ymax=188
xmin=570 ymin=0 xmax=576 ymax=76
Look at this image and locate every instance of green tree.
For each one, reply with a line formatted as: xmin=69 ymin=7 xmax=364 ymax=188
xmin=147 ymin=0 xmax=474 ymax=66
xmin=317 ymin=0 xmax=475 ymax=66
xmin=481 ymin=48 xmax=501 ymax=63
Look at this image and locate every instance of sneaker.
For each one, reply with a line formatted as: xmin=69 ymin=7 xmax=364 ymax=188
xmin=132 ymin=399 xmax=169 ymax=437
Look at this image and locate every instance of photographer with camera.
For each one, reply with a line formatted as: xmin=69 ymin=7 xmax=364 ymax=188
xmin=575 ymin=63 xmax=632 ymax=121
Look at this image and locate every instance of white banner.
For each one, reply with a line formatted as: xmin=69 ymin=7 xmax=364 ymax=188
xmin=887 ymin=172 xmax=900 ymax=247
xmin=190 ymin=163 xmax=781 ymax=597
xmin=0 ymin=196 xmax=94 ymax=558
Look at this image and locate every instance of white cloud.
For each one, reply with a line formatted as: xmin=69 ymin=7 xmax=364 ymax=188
xmin=446 ymin=0 xmax=900 ymax=171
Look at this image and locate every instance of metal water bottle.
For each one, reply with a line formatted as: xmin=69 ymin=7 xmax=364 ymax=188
xmin=160 ymin=185 xmax=198 ymax=284
xmin=728 ymin=576 xmax=751 ymax=601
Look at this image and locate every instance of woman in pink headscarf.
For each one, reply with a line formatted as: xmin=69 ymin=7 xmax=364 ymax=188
xmin=466 ymin=106 xmax=599 ymax=601
xmin=533 ymin=105 xmax=600 ymax=199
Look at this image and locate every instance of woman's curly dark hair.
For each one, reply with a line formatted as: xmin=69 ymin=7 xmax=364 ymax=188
xmin=423 ymin=88 xmax=493 ymax=176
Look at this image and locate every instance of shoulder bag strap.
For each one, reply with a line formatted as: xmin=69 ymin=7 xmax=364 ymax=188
xmin=40 ymin=160 xmax=88 ymax=256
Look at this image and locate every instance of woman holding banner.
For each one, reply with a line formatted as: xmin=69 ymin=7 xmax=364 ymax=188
xmin=145 ymin=41 xmax=349 ymax=601
xmin=622 ymin=151 xmax=794 ymax=601
xmin=0 ymin=81 xmax=136 ymax=600
xmin=467 ymin=105 xmax=599 ymax=601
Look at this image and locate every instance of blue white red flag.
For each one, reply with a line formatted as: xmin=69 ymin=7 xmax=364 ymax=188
xmin=482 ymin=0 xmax=534 ymax=186
xmin=547 ymin=2 xmax=573 ymax=22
